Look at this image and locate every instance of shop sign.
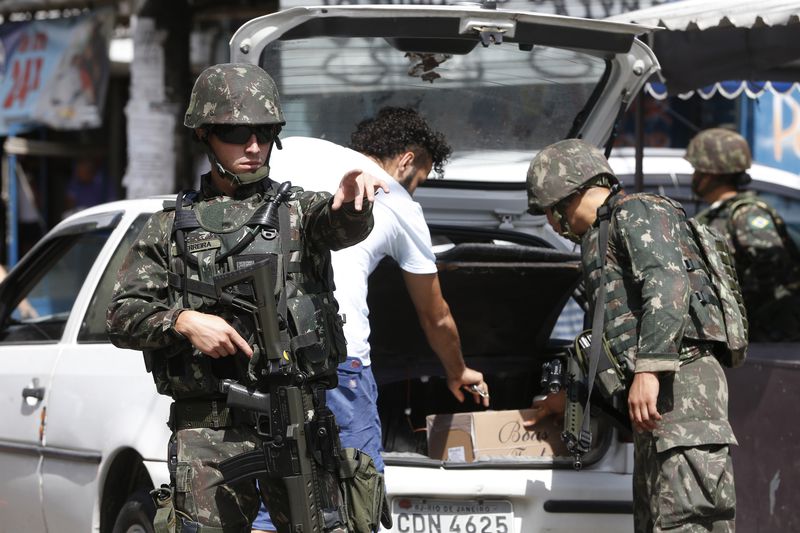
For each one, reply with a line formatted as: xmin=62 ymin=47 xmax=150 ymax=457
xmin=753 ymin=88 xmax=800 ymax=174
xmin=0 ymin=8 xmax=113 ymax=135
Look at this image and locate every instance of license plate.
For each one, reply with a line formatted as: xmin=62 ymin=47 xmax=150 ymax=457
xmin=392 ymin=498 xmax=513 ymax=533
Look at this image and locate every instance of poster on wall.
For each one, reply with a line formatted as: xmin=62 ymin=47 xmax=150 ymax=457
xmin=753 ymin=89 xmax=800 ymax=175
xmin=0 ymin=8 xmax=114 ymax=136
xmin=122 ymin=16 xmax=176 ymax=199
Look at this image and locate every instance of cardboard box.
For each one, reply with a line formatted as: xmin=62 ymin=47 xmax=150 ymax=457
xmin=426 ymin=409 xmax=567 ymax=463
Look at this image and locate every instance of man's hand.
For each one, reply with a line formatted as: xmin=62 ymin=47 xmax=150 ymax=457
xmin=174 ymin=310 xmax=253 ymax=359
xmin=523 ymin=390 xmax=566 ymax=428
xmin=628 ymin=371 xmax=662 ymax=432
xmin=332 ymin=169 xmax=390 ymax=211
xmin=17 ymin=299 xmax=39 ymax=319
xmin=447 ymin=367 xmax=490 ymax=407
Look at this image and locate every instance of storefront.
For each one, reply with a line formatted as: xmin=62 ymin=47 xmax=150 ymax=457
xmin=0 ymin=7 xmax=122 ymax=265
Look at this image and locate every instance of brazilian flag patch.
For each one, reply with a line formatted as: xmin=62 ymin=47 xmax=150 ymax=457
xmin=748 ymin=214 xmax=772 ymax=229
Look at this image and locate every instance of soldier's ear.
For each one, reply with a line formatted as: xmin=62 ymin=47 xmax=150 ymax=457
xmin=195 ymin=127 xmax=208 ymax=142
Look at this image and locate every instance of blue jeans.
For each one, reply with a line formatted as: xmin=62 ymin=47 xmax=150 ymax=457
xmin=252 ymin=359 xmax=384 ymax=530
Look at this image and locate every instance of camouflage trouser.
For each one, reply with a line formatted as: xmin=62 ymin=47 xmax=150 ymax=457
xmin=633 ymin=435 xmax=736 ymax=532
xmin=170 ymin=425 xmax=273 ymax=533
xmin=632 ymin=355 xmax=737 ymax=532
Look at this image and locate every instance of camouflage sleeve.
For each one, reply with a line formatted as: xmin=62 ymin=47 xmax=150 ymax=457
xmin=296 ymin=190 xmax=374 ymax=252
xmin=729 ymin=203 xmax=789 ymax=275
xmin=106 ymin=211 xmax=184 ymax=350
xmin=615 ymin=197 xmax=689 ymax=373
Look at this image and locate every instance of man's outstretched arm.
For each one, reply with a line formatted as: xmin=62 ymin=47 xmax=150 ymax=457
xmin=402 ymin=271 xmax=489 ymax=407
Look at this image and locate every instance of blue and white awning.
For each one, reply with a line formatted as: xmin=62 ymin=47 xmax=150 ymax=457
xmin=607 ymin=0 xmax=800 ymax=98
xmin=646 ymin=80 xmax=800 ymax=100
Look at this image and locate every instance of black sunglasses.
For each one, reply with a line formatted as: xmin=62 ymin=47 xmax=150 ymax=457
xmin=210 ymin=125 xmax=276 ymax=145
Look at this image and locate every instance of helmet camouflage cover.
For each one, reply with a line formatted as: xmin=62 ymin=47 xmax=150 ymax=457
xmin=684 ymin=128 xmax=751 ymax=174
xmin=526 ymin=138 xmax=617 ymax=214
xmin=184 ymin=63 xmax=285 ymax=128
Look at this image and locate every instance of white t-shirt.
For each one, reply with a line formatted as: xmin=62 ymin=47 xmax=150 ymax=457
xmin=270 ymin=137 xmax=437 ymax=366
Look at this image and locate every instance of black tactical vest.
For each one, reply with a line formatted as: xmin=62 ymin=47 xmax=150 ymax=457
xmin=147 ymin=186 xmax=347 ymax=399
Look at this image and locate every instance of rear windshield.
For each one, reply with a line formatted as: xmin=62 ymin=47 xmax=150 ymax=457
xmin=261 ymin=36 xmax=607 ymax=181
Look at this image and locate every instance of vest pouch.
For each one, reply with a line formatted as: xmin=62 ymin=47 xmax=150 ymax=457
xmin=144 ymin=348 xmax=175 ymax=397
xmin=322 ymin=293 xmax=348 ymax=364
xmin=288 ymin=293 xmax=332 ymax=375
xmin=339 ymin=448 xmax=391 ymax=533
xmin=147 ymin=344 xmax=221 ymax=399
xmin=574 ymin=330 xmax=628 ymax=398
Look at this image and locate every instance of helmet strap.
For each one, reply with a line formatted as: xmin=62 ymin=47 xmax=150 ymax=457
xmin=202 ymin=139 xmax=272 ymax=186
xmin=553 ymin=181 xmax=619 ymax=244
xmin=550 ymin=202 xmax=582 ymax=243
xmin=557 ymin=218 xmax=582 ymax=244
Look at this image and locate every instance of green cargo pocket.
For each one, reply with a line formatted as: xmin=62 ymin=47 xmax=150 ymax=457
xmin=339 ymin=448 xmax=391 ymax=533
xmin=656 ymin=444 xmax=735 ymax=528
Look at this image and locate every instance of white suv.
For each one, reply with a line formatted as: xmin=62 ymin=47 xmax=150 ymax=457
xmin=0 ymin=5 xmax=660 ymax=533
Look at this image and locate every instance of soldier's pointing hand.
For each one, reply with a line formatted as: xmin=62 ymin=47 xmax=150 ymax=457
xmin=332 ymin=169 xmax=390 ymax=212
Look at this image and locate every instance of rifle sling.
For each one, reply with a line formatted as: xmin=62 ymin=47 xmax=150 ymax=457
xmin=168 ymin=272 xmax=217 ymax=300
xmin=278 ymin=203 xmax=292 ymax=354
xmin=580 ymin=189 xmax=621 ymax=455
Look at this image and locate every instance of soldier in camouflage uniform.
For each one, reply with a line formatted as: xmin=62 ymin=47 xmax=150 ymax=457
xmin=107 ymin=63 xmax=388 ymax=533
xmin=527 ymin=139 xmax=737 ymax=532
xmin=687 ymin=128 xmax=800 ymax=341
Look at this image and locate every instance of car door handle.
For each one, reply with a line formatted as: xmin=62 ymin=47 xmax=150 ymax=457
xmin=22 ymin=386 xmax=45 ymax=401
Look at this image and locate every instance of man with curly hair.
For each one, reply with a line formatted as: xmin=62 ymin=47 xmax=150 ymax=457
xmin=252 ymin=107 xmax=489 ymax=533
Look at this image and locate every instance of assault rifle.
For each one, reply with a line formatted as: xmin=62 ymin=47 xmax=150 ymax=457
xmin=560 ymin=354 xmax=591 ymax=470
xmin=210 ymin=259 xmax=349 ymax=533
xmin=219 ymin=379 xmax=348 ymax=533
xmin=213 ymin=259 xmax=285 ymax=373
xmin=540 ymin=339 xmax=631 ymax=470
xmin=538 ymin=354 xmax=591 ymax=469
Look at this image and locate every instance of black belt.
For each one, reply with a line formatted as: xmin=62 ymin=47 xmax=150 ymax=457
xmin=679 ymin=341 xmax=716 ymax=364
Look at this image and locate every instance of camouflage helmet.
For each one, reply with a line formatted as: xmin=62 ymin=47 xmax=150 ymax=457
xmin=184 ymin=63 xmax=285 ymax=128
xmin=526 ymin=139 xmax=617 ymax=214
xmin=684 ymin=128 xmax=751 ymax=174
